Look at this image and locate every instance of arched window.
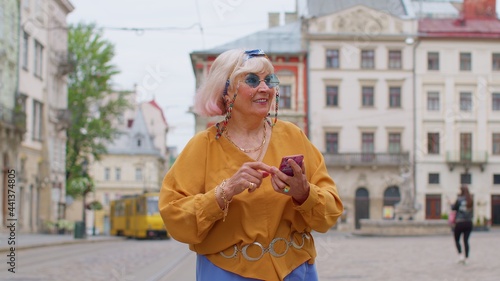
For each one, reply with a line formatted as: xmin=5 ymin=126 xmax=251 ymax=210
xmin=383 ymin=186 xmax=401 ymax=219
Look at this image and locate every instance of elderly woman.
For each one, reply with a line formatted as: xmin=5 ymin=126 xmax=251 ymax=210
xmin=159 ymin=49 xmax=343 ymax=281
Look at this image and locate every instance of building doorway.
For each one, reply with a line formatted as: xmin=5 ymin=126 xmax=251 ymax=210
xmin=492 ymin=195 xmax=500 ymax=226
xmin=2 ymin=153 xmax=10 ymax=226
xmin=355 ymin=188 xmax=369 ymax=229
xmin=425 ymin=194 xmax=442 ymax=219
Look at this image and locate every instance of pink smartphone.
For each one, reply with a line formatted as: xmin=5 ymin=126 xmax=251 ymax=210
xmin=278 ymin=154 xmax=304 ymax=176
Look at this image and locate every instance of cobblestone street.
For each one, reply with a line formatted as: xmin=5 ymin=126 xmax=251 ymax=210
xmin=0 ymin=229 xmax=498 ymax=280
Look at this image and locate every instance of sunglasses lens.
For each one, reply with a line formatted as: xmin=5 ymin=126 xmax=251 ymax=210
xmin=244 ymin=73 xmax=280 ymax=88
xmin=245 ymin=74 xmax=260 ymax=88
xmin=265 ymin=74 xmax=279 ymax=88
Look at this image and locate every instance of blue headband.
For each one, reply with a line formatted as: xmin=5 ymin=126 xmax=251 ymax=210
xmin=244 ymin=49 xmax=267 ymax=61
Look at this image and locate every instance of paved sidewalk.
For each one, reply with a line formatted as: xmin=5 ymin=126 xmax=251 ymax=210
xmin=0 ymin=232 xmax=124 ymax=253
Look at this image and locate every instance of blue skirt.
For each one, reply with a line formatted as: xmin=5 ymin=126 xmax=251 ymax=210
xmin=196 ymin=254 xmax=318 ymax=281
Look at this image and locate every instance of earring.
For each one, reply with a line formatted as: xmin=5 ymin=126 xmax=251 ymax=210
xmin=216 ymin=91 xmax=238 ymax=139
xmin=272 ymin=89 xmax=279 ymax=127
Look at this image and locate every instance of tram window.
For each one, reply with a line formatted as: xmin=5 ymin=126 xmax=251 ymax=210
xmin=136 ymin=198 xmax=146 ymax=215
xmin=147 ymin=197 xmax=159 ymax=215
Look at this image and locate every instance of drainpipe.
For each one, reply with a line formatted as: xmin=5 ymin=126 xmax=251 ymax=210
xmin=304 ymin=20 xmax=311 ymax=139
xmin=412 ymin=37 xmax=421 ymax=210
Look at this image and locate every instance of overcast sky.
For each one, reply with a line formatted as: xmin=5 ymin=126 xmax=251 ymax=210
xmin=67 ymin=0 xmax=500 ymax=153
xmin=67 ymin=0 xmax=301 ymax=152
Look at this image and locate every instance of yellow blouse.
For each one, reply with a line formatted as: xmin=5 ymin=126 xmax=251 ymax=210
xmin=159 ymin=120 xmax=343 ymax=281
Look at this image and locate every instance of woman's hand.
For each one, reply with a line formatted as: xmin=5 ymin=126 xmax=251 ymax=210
xmin=223 ymin=162 xmax=272 ymax=200
xmin=270 ymin=159 xmax=310 ymax=204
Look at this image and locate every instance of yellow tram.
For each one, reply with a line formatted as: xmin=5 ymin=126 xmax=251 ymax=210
xmin=110 ymin=193 xmax=169 ymax=239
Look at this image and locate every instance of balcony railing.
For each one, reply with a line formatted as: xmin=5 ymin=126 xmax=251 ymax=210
xmin=0 ymin=104 xmax=26 ymax=132
xmin=323 ymin=152 xmax=410 ymax=167
xmin=446 ymin=150 xmax=488 ymax=172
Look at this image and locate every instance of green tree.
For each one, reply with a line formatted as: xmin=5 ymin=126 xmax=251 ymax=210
xmin=66 ymin=22 xmax=131 ymax=198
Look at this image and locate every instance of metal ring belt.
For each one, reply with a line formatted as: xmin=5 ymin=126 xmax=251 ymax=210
xmin=219 ymin=232 xmax=311 ymax=261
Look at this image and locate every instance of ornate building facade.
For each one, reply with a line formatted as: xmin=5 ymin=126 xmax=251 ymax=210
xmin=0 ymin=0 xmax=25 ymax=231
xmin=16 ymin=0 xmax=74 ymax=233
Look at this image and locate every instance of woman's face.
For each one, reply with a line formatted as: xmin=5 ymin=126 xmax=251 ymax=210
xmin=230 ymin=71 xmax=278 ymax=118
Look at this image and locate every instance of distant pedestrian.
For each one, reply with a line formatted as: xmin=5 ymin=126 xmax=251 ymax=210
xmin=158 ymin=49 xmax=343 ymax=281
xmin=451 ymin=185 xmax=473 ymax=264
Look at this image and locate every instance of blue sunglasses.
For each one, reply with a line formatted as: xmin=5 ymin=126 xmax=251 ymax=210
xmin=244 ymin=73 xmax=279 ymax=88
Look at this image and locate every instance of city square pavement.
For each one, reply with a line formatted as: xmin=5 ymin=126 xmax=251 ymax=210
xmin=1 ymin=228 xmax=499 ymax=280
xmin=313 ymin=228 xmax=500 ymax=281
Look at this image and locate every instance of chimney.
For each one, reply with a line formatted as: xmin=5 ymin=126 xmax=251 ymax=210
xmin=268 ymin=12 xmax=280 ymax=28
xmin=462 ymin=0 xmax=497 ymax=19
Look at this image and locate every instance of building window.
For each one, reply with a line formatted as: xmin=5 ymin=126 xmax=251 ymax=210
xmin=362 ymin=86 xmax=374 ymax=107
xmin=492 ymin=53 xmax=500 ymax=71
xmin=389 ymin=87 xmax=401 ymax=108
xmin=494 ymin=174 xmax=500 ymax=184
xmin=493 ymin=133 xmax=500 ymax=155
xmin=0 ymin=7 xmax=3 ymax=39
xmin=17 ymin=94 xmax=28 ymax=113
xmin=388 ymin=133 xmax=401 ymax=153
xmin=460 ymin=133 xmax=472 ymax=161
xmin=361 ymin=50 xmax=375 ymax=69
xmin=460 ymin=52 xmax=471 ymax=71
xmin=279 ymin=85 xmax=292 ymax=109
xmin=326 ymin=86 xmax=338 ymax=107
xmin=427 ymin=52 xmax=439 ymax=70
xmin=427 ymin=133 xmax=440 ymax=154
xmin=427 ymin=91 xmax=440 ymax=111
xmin=104 ymin=168 xmax=110 ymax=181
xmin=388 ymin=50 xmax=402 ymax=69
xmin=115 ymin=167 xmax=121 ymax=181
xmin=428 ymin=173 xmax=440 ymax=184
xmin=34 ymin=40 xmax=43 ymax=79
xmin=362 ymin=133 xmax=375 ymax=161
xmin=135 ymin=168 xmax=143 ymax=181
xmin=326 ymin=49 xmax=339 ymax=68
xmin=362 ymin=133 xmax=374 ymax=152
xmin=460 ymin=173 xmax=471 ymax=185
xmin=325 ymin=132 xmax=338 ymax=153
xmin=32 ymin=100 xmax=43 ymax=141
xmin=22 ymin=31 xmax=29 ymax=70
xmin=460 ymin=92 xmax=472 ymax=111
xmin=492 ymin=93 xmax=500 ymax=111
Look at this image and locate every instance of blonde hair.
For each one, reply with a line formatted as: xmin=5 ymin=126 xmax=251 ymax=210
xmin=193 ymin=49 xmax=275 ymax=117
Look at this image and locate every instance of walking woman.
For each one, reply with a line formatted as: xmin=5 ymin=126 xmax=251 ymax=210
xmin=451 ymin=185 xmax=473 ymax=264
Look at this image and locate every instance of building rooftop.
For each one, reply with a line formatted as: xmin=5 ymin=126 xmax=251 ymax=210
xmin=419 ymin=18 xmax=500 ymax=37
xmin=307 ymin=0 xmax=409 ymax=18
xmin=191 ymin=20 xmax=304 ymax=55
xmin=106 ymin=107 xmax=163 ymax=157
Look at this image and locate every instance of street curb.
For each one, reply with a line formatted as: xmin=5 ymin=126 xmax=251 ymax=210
xmin=0 ymin=237 xmax=126 ymax=253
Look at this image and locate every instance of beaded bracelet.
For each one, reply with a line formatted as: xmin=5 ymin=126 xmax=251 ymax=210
xmin=215 ymin=179 xmax=232 ymax=222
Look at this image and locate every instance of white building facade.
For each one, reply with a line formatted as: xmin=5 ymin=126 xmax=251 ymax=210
xmin=305 ymin=2 xmax=418 ymax=229
xmin=415 ymin=7 xmax=500 ymax=225
xmin=303 ymin=0 xmax=500 ymax=229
